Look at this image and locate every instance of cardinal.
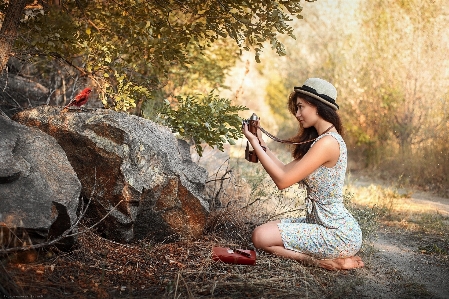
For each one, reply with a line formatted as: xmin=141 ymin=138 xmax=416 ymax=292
xmin=62 ymin=87 xmax=92 ymax=112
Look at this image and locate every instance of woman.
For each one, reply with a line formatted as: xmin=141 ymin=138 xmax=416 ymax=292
xmin=242 ymin=78 xmax=364 ymax=270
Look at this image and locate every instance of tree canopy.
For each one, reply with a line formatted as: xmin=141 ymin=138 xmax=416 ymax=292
xmin=0 ymin=0 xmax=313 ymax=153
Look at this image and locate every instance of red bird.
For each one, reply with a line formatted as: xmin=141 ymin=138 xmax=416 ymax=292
xmin=62 ymin=87 xmax=92 ymax=112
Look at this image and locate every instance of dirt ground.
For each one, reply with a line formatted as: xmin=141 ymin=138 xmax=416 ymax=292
xmin=374 ymin=228 xmax=448 ymax=298
xmin=342 ymin=175 xmax=449 ymax=299
xmin=339 ymin=225 xmax=449 ymax=299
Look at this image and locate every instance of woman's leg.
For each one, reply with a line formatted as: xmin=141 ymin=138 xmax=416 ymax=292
xmin=252 ymin=221 xmax=364 ymax=270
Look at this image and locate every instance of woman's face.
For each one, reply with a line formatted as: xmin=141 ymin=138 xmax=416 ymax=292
xmin=295 ymin=97 xmax=318 ymax=128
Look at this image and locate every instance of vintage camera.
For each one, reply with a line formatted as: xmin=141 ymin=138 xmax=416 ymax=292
xmin=244 ymin=113 xmax=260 ymax=163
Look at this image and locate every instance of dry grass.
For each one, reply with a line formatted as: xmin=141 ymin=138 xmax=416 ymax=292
xmin=357 ymin=142 xmax=449 ymax=198
xmin=2 ymin=146 xmax=447 ymax=298
xmin=1 ymin=221 xmax=344 ymax=299
xmin=0 ymin=152 xmax=369 ymax=299
xmin=345 ymin=182 xmax=449 ymax=235
xmin=345 ymin=180 xmax=449 ymax=259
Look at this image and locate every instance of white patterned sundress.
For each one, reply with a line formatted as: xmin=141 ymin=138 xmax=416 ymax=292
xmin=277 ymin=132 xmax=362 ymax=259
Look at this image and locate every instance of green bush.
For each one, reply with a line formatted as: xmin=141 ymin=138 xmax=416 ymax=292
xmin=160 ymin=91 xmax=248 ymax=155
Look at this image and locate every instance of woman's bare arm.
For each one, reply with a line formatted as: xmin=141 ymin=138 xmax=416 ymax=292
xmin=243 ymin=124 xmax=339 ymax=189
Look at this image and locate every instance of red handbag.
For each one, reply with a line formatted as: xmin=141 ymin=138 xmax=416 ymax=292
xmin=212 ymin=247 xmax=256 ymax=265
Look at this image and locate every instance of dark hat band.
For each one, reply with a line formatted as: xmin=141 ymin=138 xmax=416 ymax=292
xmin=294 ymin=85 xmax=339 ymax=110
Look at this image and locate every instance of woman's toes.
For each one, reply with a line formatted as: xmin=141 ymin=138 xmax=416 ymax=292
xmin=345 ymin=257 xmax=364 ymax=269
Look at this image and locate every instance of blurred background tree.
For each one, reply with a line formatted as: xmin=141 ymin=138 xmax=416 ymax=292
xmin=232 ymin=0 xmax=449 ymax=195
xmin=351 ymin=0 xmax=449 ymax=192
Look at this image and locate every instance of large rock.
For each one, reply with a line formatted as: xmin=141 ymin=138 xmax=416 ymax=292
xmin=0 ymin=72 xmax=50 ymax=118
xmin=0 ymin=115 xmax=81 ymax=251
xmin=13 ymin=106 xmax=209 ymax=243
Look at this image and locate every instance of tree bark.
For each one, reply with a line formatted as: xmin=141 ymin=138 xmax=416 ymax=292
xmin=0 ymin=0 xmax=28 ymax=72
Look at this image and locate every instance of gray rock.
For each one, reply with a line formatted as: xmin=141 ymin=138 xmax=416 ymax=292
xmin=0 ymin=115 xmax=81 ymax=250
xmin=13 ymin=106 xmax=209 ymax=243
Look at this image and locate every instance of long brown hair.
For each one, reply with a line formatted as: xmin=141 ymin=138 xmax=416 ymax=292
xmin=287 ymin=92 xmax=343 ymax=160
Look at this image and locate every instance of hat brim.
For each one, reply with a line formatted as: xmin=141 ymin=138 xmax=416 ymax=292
xmin=294 ymin=88 xmax=339 ymax=110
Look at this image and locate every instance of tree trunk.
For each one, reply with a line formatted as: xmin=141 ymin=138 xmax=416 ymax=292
xmin=0 ymin=0 xmax=28 ymax=72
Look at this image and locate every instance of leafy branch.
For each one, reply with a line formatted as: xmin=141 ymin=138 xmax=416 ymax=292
xmin=160 ymin=91 xmax=248 ymax=155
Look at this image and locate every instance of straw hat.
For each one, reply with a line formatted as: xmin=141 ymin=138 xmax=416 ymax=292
xmin=294 ymin=78 xmax=339 ymax=110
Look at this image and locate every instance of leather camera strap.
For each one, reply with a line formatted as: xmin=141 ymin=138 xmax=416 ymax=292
xmin=257 ymin=125 xmax=335 ymax=145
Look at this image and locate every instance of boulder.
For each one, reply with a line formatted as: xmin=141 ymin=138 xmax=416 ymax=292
xmin=0 ymin=72 xmax=50 ymax=117
xmin=13 ymin=106 xmax=209 ymax=243
xmin=0 ymin=115 xmax=81 ymax=251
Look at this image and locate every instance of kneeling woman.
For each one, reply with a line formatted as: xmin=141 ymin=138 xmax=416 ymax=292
xmin=242 ymin=78 xmax=364 ymax=270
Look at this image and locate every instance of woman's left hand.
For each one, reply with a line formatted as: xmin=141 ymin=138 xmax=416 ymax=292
xmin=242 ymin=122 xmax=259 ymax=143
xmin=242 ymin=122 xmax=266 ymax=148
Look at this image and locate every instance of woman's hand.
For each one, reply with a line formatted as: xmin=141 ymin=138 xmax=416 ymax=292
xmin=242 ymin=122 xmax=263 ymax=144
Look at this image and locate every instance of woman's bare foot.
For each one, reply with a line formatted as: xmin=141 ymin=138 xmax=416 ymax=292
xmin=316 ymin=256 xmax=364 ymax=271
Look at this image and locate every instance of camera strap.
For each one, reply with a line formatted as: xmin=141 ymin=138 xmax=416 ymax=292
xmin=256 ymin=125 xmax=335 ymax=145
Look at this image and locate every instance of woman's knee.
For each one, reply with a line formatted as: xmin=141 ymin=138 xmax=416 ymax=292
xmin=251 ymin=226 xmax=264 ymax=249
xmin=251 ymin=221 xmax=282 ymax=249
